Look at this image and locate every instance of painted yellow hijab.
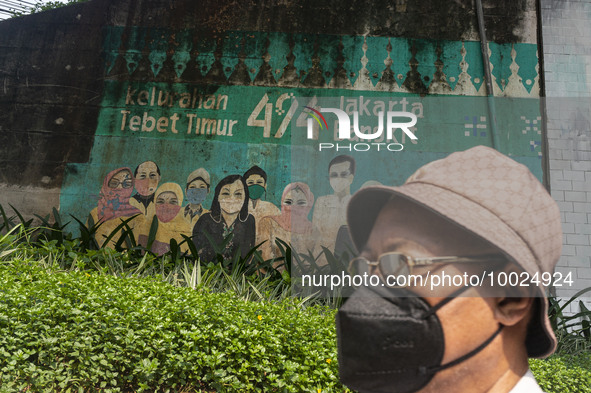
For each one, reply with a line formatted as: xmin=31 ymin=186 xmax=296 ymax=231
xmin=145 ymin=182 xmax=191 ymax=254
xmin=154 ymin=183 xmax=184 ymax=222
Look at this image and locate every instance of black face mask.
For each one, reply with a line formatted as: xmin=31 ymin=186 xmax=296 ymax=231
xmin=336 ymin=285 xmax=503 ymax=393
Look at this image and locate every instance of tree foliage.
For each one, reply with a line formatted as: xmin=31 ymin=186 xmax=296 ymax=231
xmin=9 ymin=0 xmax=88 ymax=17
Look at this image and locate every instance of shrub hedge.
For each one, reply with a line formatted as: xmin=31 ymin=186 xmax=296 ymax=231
xmin=530 ymin=354 xmax=591 ymax=393
xmin=1 ymin=250 xmax=590 ymax=392
xmin=0 ymin=258 xmax=345 ymax=392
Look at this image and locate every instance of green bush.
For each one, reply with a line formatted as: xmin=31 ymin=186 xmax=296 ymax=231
xmin=0 ymin=258 xmax=347 ymax=392
xmin=2 ymin=253 xmax=591 ymax=392
xmin=2 ymin=216 xmax=591 ymax=392
xmin=530 ymin=353 xmax=591 ymax=393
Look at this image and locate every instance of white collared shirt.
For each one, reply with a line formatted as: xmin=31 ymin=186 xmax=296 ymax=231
xmin=508 ymin=370 xmax=545 ymax=393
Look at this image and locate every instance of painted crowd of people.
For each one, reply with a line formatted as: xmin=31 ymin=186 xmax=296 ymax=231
xmin=89 ymin=155 xmax=366 ymax=265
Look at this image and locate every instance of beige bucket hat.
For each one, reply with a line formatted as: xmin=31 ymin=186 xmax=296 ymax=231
xmin=347 ymin=145 xmax=562 ymax=358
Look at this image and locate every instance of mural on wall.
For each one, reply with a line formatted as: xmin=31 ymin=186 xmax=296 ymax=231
xmin=244 ymin=166 xmax=280 ymax=229
xmin=61 ymin=26 xmax=545 ymax=264
xmin=311 ymin=155 xmax=355 ymax=260
xmin=257 ymin=182 xmax=315 ymax=265
xmin=192 ymin=175 xmax=255 ymax=263
xmin=136 ymin=182 xmax=191 ymax=255
xmin=129 ymin=161 xmax=160 ymax=217
xmin=183 ymin=168 xmax=211 ymax=227
xmin=89 ymin=167 xmax=140 ymax=248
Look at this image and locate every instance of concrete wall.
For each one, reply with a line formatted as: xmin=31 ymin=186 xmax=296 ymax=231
xmin=1 ymin=0 xmax=545 ymax=262
xmin=541 ymin=0 xmax=591 ymax=311
xmin=0 ymin=1 xmax=107 ymax=217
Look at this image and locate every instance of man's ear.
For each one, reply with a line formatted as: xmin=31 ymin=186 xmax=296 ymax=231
xmin=492 ymin=263 xmax=536 ymax=326
xmin=491 ymin=262 xmax=537 ymax=326
xmin=493 ymin=296 xmax=534 ymax=327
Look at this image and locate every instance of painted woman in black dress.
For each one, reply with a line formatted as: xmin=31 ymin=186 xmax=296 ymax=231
xmin=192 ymin=174 xmax=255 ymax=263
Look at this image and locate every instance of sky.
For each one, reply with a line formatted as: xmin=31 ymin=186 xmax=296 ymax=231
xmin=0 ymin=0 xmax=74 ymax=20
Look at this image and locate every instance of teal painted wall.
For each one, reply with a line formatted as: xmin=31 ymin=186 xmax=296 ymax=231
xmin=59 ymin=26 xmax=544 ymax=259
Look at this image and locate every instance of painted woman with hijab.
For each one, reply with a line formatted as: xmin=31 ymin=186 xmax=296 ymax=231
xmin=136 ymin=182 xmax=191 ymax=255
xmin=257 ymin=182 xmax=315 ymax=268
xmin=192 ymin=174 xmax=255 ymax=263
xmin=89 ymin=167 xmax=141 ymax=248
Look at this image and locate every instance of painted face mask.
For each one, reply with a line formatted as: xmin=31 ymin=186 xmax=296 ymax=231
xmin=284 ymin=205 xmax=310 ymax=217
xmin=135 ymin=178 xmax=154 ymax=196
xmin=336 ymin=285 xmax=503 ymax=393
xmin=155 ymin=203 xmax=181 ymax=223
xmin=248 ymin=184 xmax=265 ymax=200
xmin=330 ymin=177 xmax=352 ymax=194
xmin=219 ymin=198 xmax=243 ymax=215
xmin=186 ymin=188 xmax=208 ymax=205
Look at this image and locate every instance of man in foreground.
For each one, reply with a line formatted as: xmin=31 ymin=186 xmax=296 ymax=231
xmin=337 ymin=146 xmax=562 ymax=393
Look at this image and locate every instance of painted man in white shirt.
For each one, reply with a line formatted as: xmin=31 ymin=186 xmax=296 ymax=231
xmin=311 ymin=154 xmax=356 ymax=259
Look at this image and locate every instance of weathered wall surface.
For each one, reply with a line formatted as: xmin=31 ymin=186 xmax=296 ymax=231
xmin=541 ymin=0 xmax=591 ymax=310
xmin=1 ymin=0 xmax=544 ymax=262
xmin=0 ymin=1 xmax=108 ymax=215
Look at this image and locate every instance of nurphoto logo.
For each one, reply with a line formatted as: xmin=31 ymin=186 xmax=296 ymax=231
xmin=305 ymin=106 xmax=418 ymax=152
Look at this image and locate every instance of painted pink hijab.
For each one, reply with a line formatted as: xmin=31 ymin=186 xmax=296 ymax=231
xmin=270 ymin=182 xmax=314 ymax=233
xmin=97 ymin=167 xmax=141 ymax=222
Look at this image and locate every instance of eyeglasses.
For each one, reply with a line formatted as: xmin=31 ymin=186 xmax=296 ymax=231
xmin=348 ymin=252 xmax=506 ymax=287
xmin=108 ymin=179 xmax=133 ymax=189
